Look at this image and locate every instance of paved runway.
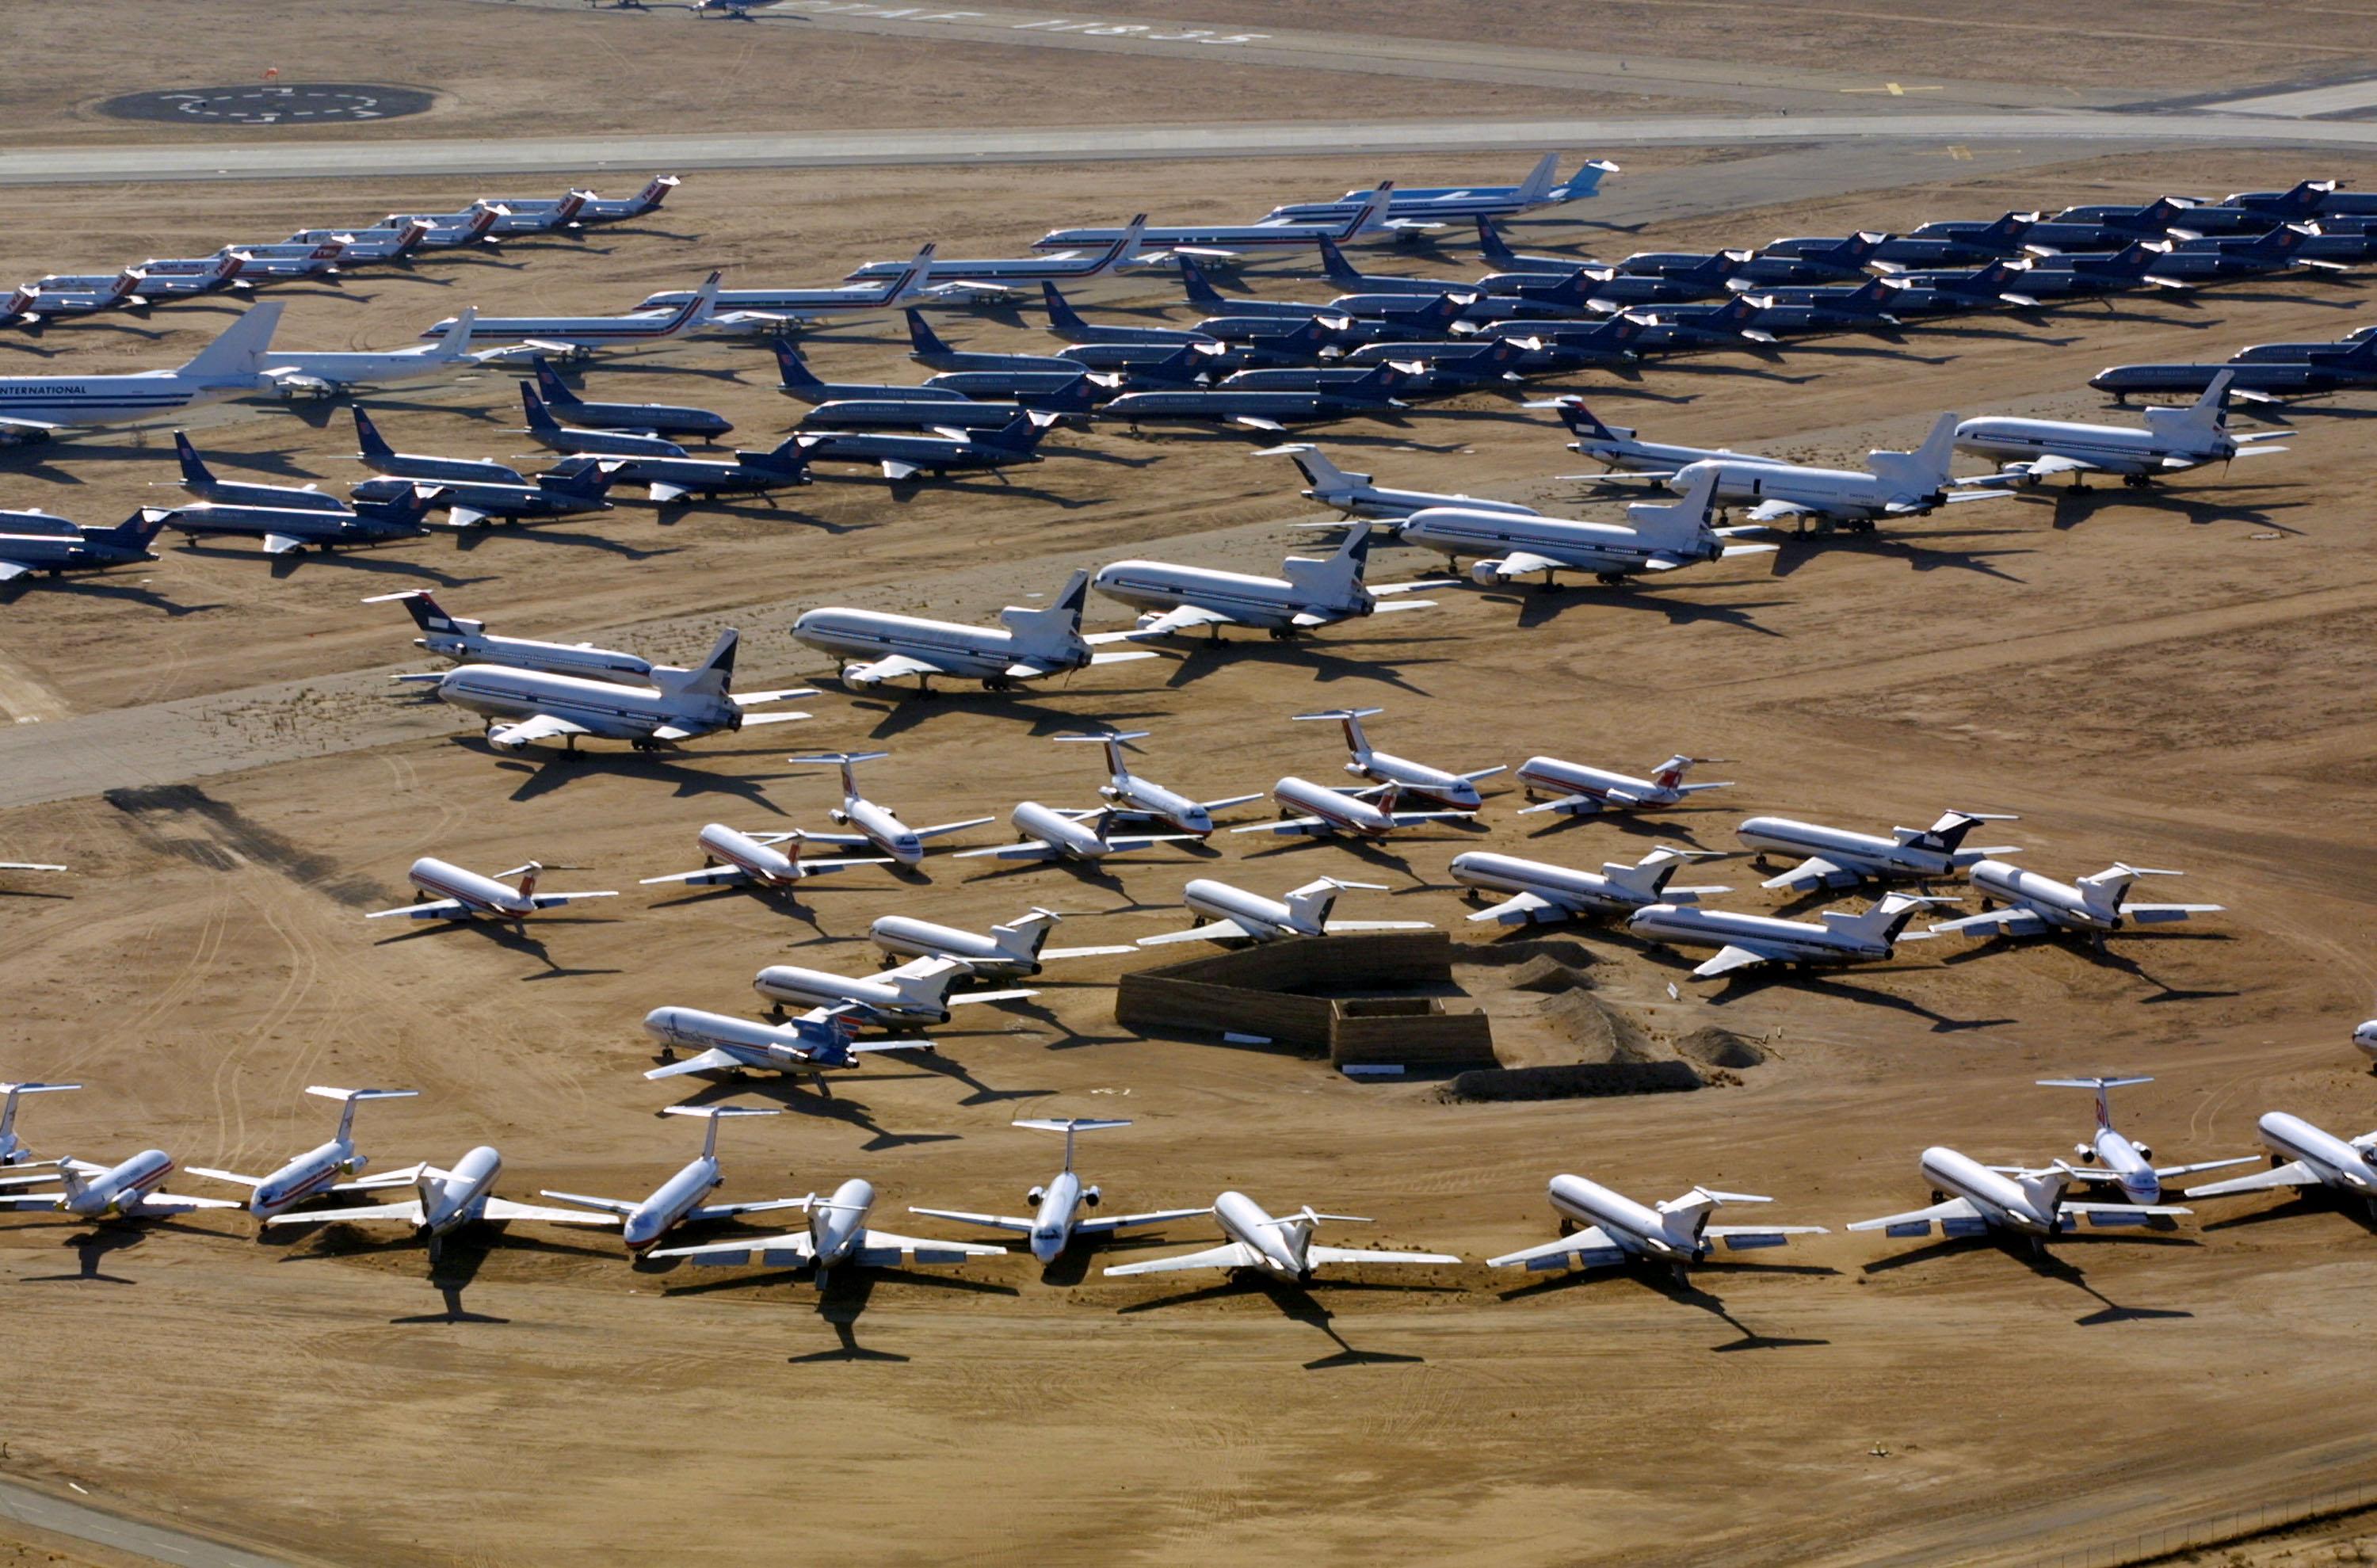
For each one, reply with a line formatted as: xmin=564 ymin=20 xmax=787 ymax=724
xmin=0 ymin=1475 xmax=293 ymax=1568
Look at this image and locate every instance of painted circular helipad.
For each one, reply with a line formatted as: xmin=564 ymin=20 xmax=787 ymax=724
xmin=99 ymin=84 xmax=433 ymax=127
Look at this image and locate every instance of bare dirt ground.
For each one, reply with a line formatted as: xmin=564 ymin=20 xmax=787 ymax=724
xmin=6 ymin=22 xmax=2377 ymax=1568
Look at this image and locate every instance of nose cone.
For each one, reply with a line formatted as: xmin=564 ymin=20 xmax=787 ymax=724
xmin=1447 ymin=781 xmax=1482 ymax=810
xmin=1031 ymin=1231 xmax=1064 ymax=1264
xmin=2356 ymin=1021 xmax=2377 ymax=1057
xmin=2120 ymin=1173 xmax=2161 ymax=1206
xmin=624 ymin=1216 xmax=662 ymax=1250
xmin=891 ymin=836 xmax=923 ymax=864
xmin=1181 ymin=807 xmax=1214 ymax=836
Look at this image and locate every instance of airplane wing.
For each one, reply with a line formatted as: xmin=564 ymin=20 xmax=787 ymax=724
xmin=261 ymin=532 xmax=313 ymax=555
xmin=485 ymin=712 xmax=597 ymax=751
xmin=1104 ymin=833 xmax=1202 ymax=853
xmin=851 ymin=1228 xmax=1006 ymax=1265
xmin=1928 ymin=909 xmax=2052 ymax=939
xmin=953 ymin=840 xmax=1061 ymax=862
xmin=1845 ymin=1196 xmax=1986 ymax=1236
xmin=1231 ymin=815 xmax=1332 ymax=837
xmin=841 ymin=651 xmax=961 ymax=685
xmin=267 ymin=1199 xmax=426 ymax=1227
xmin=685 ymin=1198 xmax=815 ymax=1221
xmin=2184 ymin=1161 xmax=2317 ymax=1199
xmin=528 ymin=891 xmax=619 ymax=910
xmin=1074 ymin=1205 xmax=1214 ymax=1236
xmin=1937 ymin=488 xmax=2016 ymax=505
xmin=1231 ymin=416 xmax=1290 ymax=433
xmin=948 ymin=987 xmax=1040 ymax=1007
xmin=1319 ymin=919 xmax=1437 ymax=933
xmin=1089 ymin=650 xmax=1160 ymax=666
xmin=906 ymin=1207 xmax=1034 ymax=1234
xmin=2121 ymin=903 xmax=2223 ymax=924
xmin=1137 ymin=919 xmax=1261 ymax=947
xmin=185 ymin=1166 xmax=265 ymax=1188
xmin=1761 ymin=856 xmax=1864 ymax=893
xmin=536 ymin=1190 xmax=639 ymax=1216
xmin=364 ymin=898 xmax=471 ymax=921
xmin=734 ymin=688 xmax=823 ymax=708
xmin=2059 ymin=1201 xmax=2191 ymax=1224
xmin=880 ymin=460 xmax=922 ymax=481
xmin=647 ymin=482 xmax=692 ymax=503
xmin=914 ymin=816 xmax=998 ymax=840
xmin=1745 ymin=499 xmax=1822 ymax=524
xmin=643 ymin=1047 xmax=754 ymax=1081
xmin=1489 ymin=550 xmax=1571 ymax=579
xmin=849 ymin=1038 xmax=937 ymax=1055
xmin=1198 ymin=792 xmax=1265 ymax=813
xmin=1103 ymin=1240 xmax=1263 ymax=1276
xmin=1133 ymin=604 xmax=1241 ymax=639
xmin=648 ymin=1231 xmax=815 ymax=1266
xmin=1370 ymin=578 xmax=1459 ymax=596
xmin=0 ymin=1191 xmax=67 ymax=1211
xmin=2152 ymin=1156 xmax=2257 ymax=1180
xmin=1467 ymin=891 xmax=1560 ymax=924
xmin=0 ymin=560 xmax=32 ymax=582
xmin=132 ymin=1192 xmax=246 ymax=1213
xmin=1486 ymin=1227 xmax=1627 ymax=1271
xmin=1383 ymin=809 xmax=1477 ymax=827
xmin=481 ymin=1196 xmax=622 ymax=1227
xmin=639 ymin=866 xmax=754 ymax=887
xmin=1039 ymin=944 xmax=1140 ymax=961
xmin=1304 ymin=1245 xmax=1463 ymax=1268
xmin=1702 ymin=1225 xmax=1829 ymax=1249
xmin=1691 ymin=944 xmax=1781 ymax=980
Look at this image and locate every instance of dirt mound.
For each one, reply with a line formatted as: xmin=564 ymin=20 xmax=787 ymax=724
xmin=1675 ymin=1025 xmax=1769 ymax=1070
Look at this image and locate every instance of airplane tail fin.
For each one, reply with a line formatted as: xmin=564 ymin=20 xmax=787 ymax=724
xmin=1621 ymin=466 xmax=1719 ymax=547
xmin=177 ymin=300 xmax=283 ymax=379
xmin=364 ymin=589 xmax=454 ymax=635
xmin=980 ymin=411 xmax=1050 ymax=454
xmin=1552 ymin=398 xmax=1627 ymax=444
xmin=1317 ymin=235 xmax=1368 ymax=290
xmin=991 ymin=909 xmax=1062 ymax=964
xmin=1558 ymin=158 xmax=1617 ymax=200
xmin=1610 ymin=845 xmax=1700 ymax=897
xmin=1828 ymin=891 xmax=1948 ymax=946
xmin=893 ymin=959 xmax=969 ymax=1011
xmin=173 ymin=430 xmax=214 ymax=487
xmin=655 ymin=628 xmax=739 ymax=698
xmin=2145 ymin=369 xmax=2236 ymax=441
xmin=1476 ymin=216 xmax=1522 ymax=269
xmin=773 ymin=340 xmax=826 ymax=400
xmin=1284 ymin=877 xmax=1374 ymax=932
xmin=520 ymin=382 xmax=563 ymax=433
xmin=353 ymin=484 xmax=438 ymax=531
xmin=1276 ymin=443 xmax=1363 ymax=499
xmin=1514 ymin=151 xmax=1560 ymax=204
xmin=635 ymin=175 xmax=681 ymax=213
xmin=539 ymin=455 xmax=614 ymax=501
xmin=436 ymin=307 xmax=476 ymax=357
xmin=1343 ymin=180 xmax=1396 ymax=238
xmin=1177 ymin=256 xmax=1230 ymax=311
xmin=2076 ymin=863 xmax=2181 ymax=911
xmin=0 ymin=1082 xmax=78 ymax=1146
xmin=999 ymin=569 xmax=1093 ymax=658
xmin=532 ymin=357 xmax=582 ymax=409
xmin=1280 ymin=523 xmax=1375 ymax=606
xmin=98 ymin=509 xmax=170 ymax=554
xmin=905 ymin=307 xmax=955 ymax=361
xmin=1042 ymin=281 xmax=1090 ymax=336
xmin=2019 ymin=1164 xmax=2074 ymax=1218
xmin=1868 ymin=411 xmax=1960 ymax=488
xmin=351 ymin=406 xmax=395 ymax=460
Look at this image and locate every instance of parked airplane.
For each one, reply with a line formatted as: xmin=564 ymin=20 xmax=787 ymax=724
xmin=427 ymin=273 xmax=720 ymax=358
xmin=1137 ymin=876 xmax=1434 ymax=947
xmin=1736 ymin=810 xmax=2021 ymax=894
xmin=150 ymin=488 xmax=437 ymax=556
xmin=868 ymin=909 xmax=1136 ymax=976
xmin=2184 ymin=1112 xmax=2377 ymax=1216
xmin=605 ymin=440 xmax=812 ymax=503
xmin=796 ymin=410 xmax=1056 ymax=481
xmin=0 ymin=510 xmax=166 ymax=582
xmin=540 ymin=1107 xmax=805 ymax=1253
xmin=1450 ymin=846 xmax=1730 ymax=926
xmin=903 ymin=309 xmax=1094 ymax=376
xmin=2036 ymin=1077 xmax=2254 ymax=1207
xmin=528 ymin=359 xmax=731 ymax=439
xmin=353 ymin=457 xmax=616 ymax=530
xmin=773 ymin=341 xmax=974 ymax=406
xmin=281 ymin=218 xmax=438 ymax=261
xmin=140 ymin=240 xmax=341 ymax=284
xmin=646 ymin=1176 xmax=1003 ymax=1281
xmin=422 ymin=628 xmax=815 ymax=752
xmin=845 ymin=218 xmax=1149 ymax=296
xmin=641 ymin=1005 xmax=930 ymax=1089
xmin=1233 ymin=777 xmax=1475 ymax=841
xmin=1669 ymin=415 xmax=2003 ymax=531
xmin=1487 ymin=1173 xmax=1825 ymax=1281
xmin=1101 ymin=370 xmax=1416 ymax=433
xmin=1957 ymin=373 xmax=2289 ymax=487
xmin=911 ymin=1118 xmax=1209 ymax=1264
xmin=2091 ymin=337 xmax=2377 ymax=404
xmin=1049 ymin=729 xmax=1261 ymax=837
xmin=1103 ymin=1191 xmax=1459 ymax=1280
xmin=782 ymin=750 xmax=994 ymax=866
xmin=263 ymin=1145 xmax=618 ymax=1253
xmin=1092 ymin=524 xmax=1448 ymax=642
xmin=1513 ymin=752 xmax=1732 ymax=817
xmin=1547 ymin=400 xmax=1772 ymax=476
xmin=636 ymin=250 xmax=933 ymax=326
xmin=1849 ymin=1146 xmax=2189 ymax=1253
xmin=364 ymin=856 xmax=616 ymax=924
xmin=1033 ymin=185 xmax=1395 ymax=260
xmin=189 ymin=1086 xmax=421 ymax=1220
xmin=519 ymin=387 xmax=687 ymax=460
xmin=1294 ymin=706 xmax=1503 ymax=811
xmin=0 ymin=1146 xmax=242 ymax=1222
xmin=792 ymin=567 xmax=1157 ymax=692
xmin=1402 ymin=468 xmax=1771 ymax=588
xmin=351 ymin=406 xmax=528 ymax=487
xmin=953 ymin=803 xmax=1200 ymax=866
xmin=8 ymin=267 xmax=147 ymax=323
xmin=752 ymin=955 xmax=1038 ymax=1028
xmin=365 ymin=589 xmax=651 ymax=683
xmin=1043 ymin=284 xmax=1226 ymax=349
xmin=0 ymin=302 xmax=281 ymax=441
xmin=432 ymin=191 xmax=589 ymax=236
xmin=1928 ymin=860 xmax=2222 ymax=943
xmin=1263 ymin=155 xmax=1607 ymax=227
xmin=923 ymin=367 xmax=1120 ymax=408
xmin=640 ymin=823 xmax=888 ymax=895
xmin=0 ymin=1082 xmax=78 ymax=1169
xmin=564 ymin=175 xmax=681 ymax=224
xmin=801 ymin=394 xmax=1090 ymax=434
xmin=1628 ymin=891 xmax=1953 ymax=980
xmin=170 ymin=431 xmax=345 ymax=512
xmin=261 ymin=310 xmax=490 ymax=398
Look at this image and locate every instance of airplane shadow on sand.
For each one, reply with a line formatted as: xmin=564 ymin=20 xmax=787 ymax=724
xmin=1860 ymin=1230 xmax=2196 ymax=1325
xmin=1692 ymin=964 xmax=2016 ymax=1035
xmin=1493 ymin=585 xmax=1788 ymax=637
xmin=369 ymin=914 xmax=625 ymax=980
xmin=1119 ymin=1272 xmax=1444 ymax=1369
xmin=487 ymin=747 xmax=800 ymax=812
xmin=16 ymin=1222 xmax=177 ymax=1284
xmin=1157 ymin=635 xmax=1458 ymax=698
xmin=1497 ymin=1261 xmax=1835 ymax=1350
xmin=2046 ymin=483 xmax=2306 ymax=534
xmin=1764 ymin=526 xmax=2032 ymax=583
xmin=663 ymin=1067 xmax=964 ymax=1152
xmin=1936 ymin=930 xmax=2239 ymax=1004
xmin=853 ymin=690 xmax=1174 ymax=742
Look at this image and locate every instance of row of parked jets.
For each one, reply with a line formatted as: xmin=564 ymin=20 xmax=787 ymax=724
xmin=2 ymin=1075 xmax=2368 ymax=1285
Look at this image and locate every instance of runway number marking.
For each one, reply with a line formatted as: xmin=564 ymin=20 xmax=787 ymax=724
xmin=1841 ymin=82 xmax=1944 ymax=96
xmin=800 ymin=3 xmax=1268 ymax=43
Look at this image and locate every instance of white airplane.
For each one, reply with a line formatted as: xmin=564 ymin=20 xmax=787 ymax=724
xmin=1049 ymin=730 xmax=1261 ymax=837
xmin=0 ymin=302 xmax=281 ymax=443
xmin=2356 ymin=1015 xmax=2377 ymax=1066
xmin=636 ymin=247 xmax=935 ymax=326
xmin=0 ymin=858 xmax=70 ymax=874
xmin=365 ymin=856 xmax=617 ymax=923
xmin=1265 ymin=443 xmax=1543 ymax=523
xmin=640 ymin=823 xmax=889 ymax=896
xmin=753 ymin=955 xmax=1038 ymax=1028
xmin=869 ymin=908 xmax=1135 ymax=978
xmin=1231 ymin=778 xmax=1475 ymax=841
xmin=1402 ymin=468 xmax=1776 ymax=588
xmin=0 ymin=1082 xmax=79 ymax=1168
xmin=2184 ymin=1112 xmax=2377 ymax=1217
xmin=641 ymin=1005 xmax=932 ymax=1090
xmin=910 ymin=1118 xmax=1210 ymax=1263
xmin=1451 ymin=846 xmax=1730 ymax=925
xmin=1513 ymin=752 xmax=1732 ymax=817
xmin=0 ymin=1146 xmax=242 ymax=1222
xmin=1092 ymin=523 xmax=1451 ymax=642
xmin=1956 ymin=372 xmax=2289 ymax=489
xmin=1103 ymin=1191 xmax=1459 ymax=1281
xmin=845 ymin=221 xmax=1150 ymax=298
xmin=1549 ymin=399 xmax=1773 ymax=478
xmin=2036 ymin=1077 xmax=2254 ymax=1206
xmin=260 ymin=311 xmax=492 ymax=399
xmin=1849 ymin=1146 xmax=2189 ymax=1253
xmin=1737 ymin=810 xmax=2022 ymax=894
xmin=540 ymin=1106 xmax=808 ymax=1254
xmin=365 ymin=590 xmax=654 ymax=685
xmin=1629 ymin=892 xmax=1954 ymax=981
xmin=282 ymin=217 xmax=440 ymax=261
xmin=1928 ymin=860 xmax=2222 ymax=944
xmin=647 ymin=1176 xmax=1004 ymax=1283
xmin=188 ymin=1086 xmax=421 ymax=1220
xmin=1487 ymin=1173 xmax=1826 ymax=1282
xmin=1035 ymin=186 xmax=1396 ymax=263
xmin=1294 ymin=706 xmax=1505 ymax=811
xmin=1138 ymin=876 xmax=1433 ymax=948
xmin=952 ymin=802 xmax=1201 ymax=865
xmin=792 ymin=569 xmax=1157 ymax=693
xmin=1667 ymin=415 xmax=2009 ymax=531
xmin=784 ymin=751 xmax=994 ymax=866
xmin=264 ymin=1145 xmax=619 ymax=1253
xmin=420 ymin=628 xmax=815 ymax=753
xmin=423 ymin=273 xmax=722 ymax=358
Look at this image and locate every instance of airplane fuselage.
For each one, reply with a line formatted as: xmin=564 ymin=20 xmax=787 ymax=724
xmin=1448 ymin=852 xmax=1658 ymax=916
xmin=642 ymin=1005 xmax=854 ymax=1074
xmin=435 ymin=664 xmax=737 ymax=746
xmin=1627 ymin=903 xmax=1889 ymax=966
xmin=1094 ymin=560 xmax=1360 ymax=632
xmin=250 ymin=1139 xmax=361 ymax=1219
xmin=869 ymin=916 xmax=1036 ymax=975
xmin=1737 ymin=817 xmax=1959 ymax=880
xmin=2259 ymin=1112 xmax=2377 ymax=1193
xmin=625 ymin=1157 xmax=723 ymax=1251
xmin=1955 ymin=416 xmax=2219 ymax=477
xmin=406 ymin=856 xmax=537 ymax=919
xmin=793 ymin=609 xmax=1047 ymax=686
xmin=1180 ymin=879 xmax=1305 ymax=939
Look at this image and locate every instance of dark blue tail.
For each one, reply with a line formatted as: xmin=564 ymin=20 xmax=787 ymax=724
xmin=520 ymin=383 xmax=562 ymax=431
xmin=172 ymin=430 xmax=212 ymax=486
xmin=355 ymin=484 xmax=435 ymax=528
xmin=539 ymin=456 xmax=613 ymax=500
xmin=351 ymin=406 xmax=393 ymax=459
xmin=1042 ymin=282 xmax=1089 ymax=335
xmin=1317 ymin=236 xmax=1367 ymax=289
xmin=1476 ymin=216 xmax=1520 ymax=269
xmin=773 ymin=339 xmax=825 ymax=396
xmin=1178 ymin=257 xmax=1229 ymax=310
xmin=905 ymin=307 xmax=953 ymax=360
xmin=982 ymin=412 xmax=1048 ymax=453
xmin=100 ymin=509 xmax=169 ymax=551
xmin=532 ymin=357 xmax=582 ymax=409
